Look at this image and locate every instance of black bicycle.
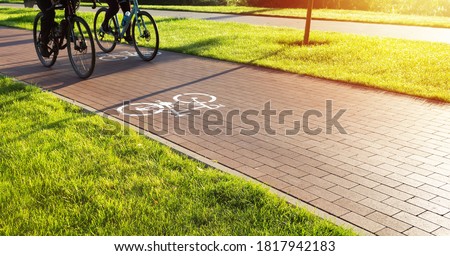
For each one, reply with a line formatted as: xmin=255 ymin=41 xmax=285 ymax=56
xmin=33 ymin=0 xmax=96 ymax=78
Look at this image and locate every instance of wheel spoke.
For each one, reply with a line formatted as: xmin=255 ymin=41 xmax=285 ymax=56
xmin=67 ymin=18 xmax=95 ymax=79
xmin=94 ymin=8 xmax=117 ymax=53
xmin=132 ymin=11 xmax=159 ymax=61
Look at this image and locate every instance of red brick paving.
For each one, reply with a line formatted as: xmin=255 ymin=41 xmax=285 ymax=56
xmin=2 ymin=26 xmax=450 ymax=235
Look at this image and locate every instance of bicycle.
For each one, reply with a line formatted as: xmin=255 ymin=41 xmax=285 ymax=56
xmin=93 ymin=0 xmax=159 ymax=61
xmin=33 ymin=0 xmax=96 ymax=79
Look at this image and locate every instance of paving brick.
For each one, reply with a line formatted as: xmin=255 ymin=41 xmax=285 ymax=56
xmin=386 ymin=173 xmax=423 ymax=188
xmin=317 ymin=163 xmax=350 ymax=177
xmin=378 ymin=164 xmax=412 ymax=176
xmin=295 ymin=155 xmax=323 ymax=167
xmin=432 ymin=227 xmax=450 ymax=236
xmin=255 ymin=156 xmax=284 ymax=168
xmin=344 ymin=174 xmax=379 ymax=188
xmin=218 ymin=149 xmax=243 ymax=159
xmin=351 ymin=185 xmax=389 ymax=201
xmin=218 ymin=157 xmax=244 ymax=169
xmin=309 ymin=146 xmax=339 ymax=157
xmin=305 ymin=186 xmax=342 ymax=202
xmin=359 ymin=164 xmax=392 ymax=176
xmin=338 ymin=164 xmax=371 ymax=176
xmin=419 ymin=185 xmax=450 ymax=200
xmin=396 ymin=184 xmax=435 ymax=200
xmin=234 ymin=156 xmax=264 ymax=168
xmin=329 ymin=186 xmax=366 ymax=202
xmin=407 ymin=197 xmax=450 ymax=215
xmin=323 ymin=174 xmax=357 ymax=189
xmin=275 ymin=155 xmax=304 ymax=168
xmin=365 ymin=173 xmax=402 ymax=188
xmin=279 ymin=175 xmax=313 ymax=189
xmin=403 ymin=227 xmax=433 ymax=236
xmin=441 ymin=184 xmax=450 ymax=192
xmin=234 ymin=148 xmax=262 ymax=159
xmin=430 ymin=196 xmax=450 ymax=209
xmin=367 ymin=212 xmax=411 ymax=232
xmin=408 ymin=155 xmax=442 ymax=166
xmin=428 ymin=173 xmax=450 ymax=184
xmin=302 ymin=175 xmax=335 ymax=189
xmin=417 ymin=164 xmax=450 ymax=177
xmin=383 ymin=197 xmax=425 ymax=216
xmin=376 ymin=228 xmax=405 ymax=236
xmin=360 ymin=198 xmax=401 ymax=216
xmin=284 ymin=186 xmax=318 ymax=202
xmin=408 ymin=174 xmax=446 ymax=187
xmin=419 ymin=211 xmax=450 ymax=230
xmin=341 ymin=212 xmax=385 ymax=233
xmin=259 ymin=175 xmax=291 ymax=190
xmin=300 ymin=164 xmax=330 ymax=177
xmin=238 ymin=166 xmax=266 ymax=178
xmin=310 ymin=198 xmax=350 ymax=217
xmin=271 ymin=147 xmax=301 ymax=158
xmin=397 ymin=163 xmax=433 ymax=176
xmin=255 ymin=165 xmax=286 ymax=178
xmin=334 ymin=198 xmax=374 ymax=216
xmin=277 ymin=165 xmax=309 ymax=178
xmin=393 ymin=212 xmax=439 ymax=233
xmin=332 ymin=154 xmax=364 ymax=167
xmin=373 ymin=185 xmax=413 ymax=201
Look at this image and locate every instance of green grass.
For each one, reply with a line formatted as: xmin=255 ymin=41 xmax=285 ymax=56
xmin=0 ymin=76 xmax=355 ymax=235
xmin=1 ymin=7 xmax=448 ymax=102
xmin=2 ymin=0 xmax=450 ymax=28
xmin=136 ymin=5 xmax=450 ymax=28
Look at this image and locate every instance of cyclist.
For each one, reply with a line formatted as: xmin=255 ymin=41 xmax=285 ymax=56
xmin=100 ymin=0 xmax=133 ymax=44
xmin=36 ymin=0 xmax=56 ymax=57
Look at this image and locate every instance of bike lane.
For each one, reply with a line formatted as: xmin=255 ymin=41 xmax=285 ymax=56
xmin=2 ymin=26 xmax=450 ymax=236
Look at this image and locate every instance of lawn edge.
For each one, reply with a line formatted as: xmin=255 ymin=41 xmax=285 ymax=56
xmin=138 ymin=7 xmax=450 ymax=29
xmin=7 ymin=76 xmax=371 ymax=236
xmin=1 ymin=2 xmax=449 ymax=29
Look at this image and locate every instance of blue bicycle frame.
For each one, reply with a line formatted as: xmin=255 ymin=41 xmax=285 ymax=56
xmin=113 ymin=0 xmax=146 ymax=39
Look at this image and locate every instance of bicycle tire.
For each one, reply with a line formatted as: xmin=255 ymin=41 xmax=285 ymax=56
xmin=94 ymin=7 xmax=118 ymax=53
xmin=132 ymin=11 xmax=159 ymax=61
xmin=67 ymin=16 xmax=96 ymax=79
xmin=33 ymin=12 xmax=58 ymax=67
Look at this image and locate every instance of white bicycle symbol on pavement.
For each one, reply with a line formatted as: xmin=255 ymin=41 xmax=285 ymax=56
xmin=117 ymin=93 xmax=224 ymax=117
xmin=98 ymin=51 xmax=162 ymax=61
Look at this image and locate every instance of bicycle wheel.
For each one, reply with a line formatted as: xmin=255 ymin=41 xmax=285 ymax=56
xmin=132 ymin=11 xmax=159 ymax=61
xmin=67 ymin=17 xmax=96 ymax=79
xmin=94 ymin=7 xmax=118 ymax=53
xmin=33 ymin=12 xmax=58 ymax=67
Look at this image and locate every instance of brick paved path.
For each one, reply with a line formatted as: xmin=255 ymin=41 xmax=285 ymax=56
xmin=3 ymin=3 xmax=450 ymax=44
xmin=1 ymin=27 xmax=450 ymax=235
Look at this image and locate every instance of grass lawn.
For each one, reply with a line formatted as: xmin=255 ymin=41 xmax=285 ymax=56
xmin=2 ymin=0 xmax=450 ymax=28
xmin=1 ymin=7 xmax=449 ymax=102
xmin=137 ymin=5 xmax=450 ymax=29
xmin=0 ymin=76 xmax=355 ymax=235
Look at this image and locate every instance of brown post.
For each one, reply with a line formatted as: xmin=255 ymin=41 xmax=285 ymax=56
xmin=304 ymin=0 xmax=314 ymax=45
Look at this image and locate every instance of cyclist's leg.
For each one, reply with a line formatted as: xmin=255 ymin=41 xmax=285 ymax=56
xmin=101 ymin=0 xmax=120 ymax=33
xmin=36 ymin=0 xmax=55 ymax=57
xmin=119 ymin=0 xmax=132 ymax=41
